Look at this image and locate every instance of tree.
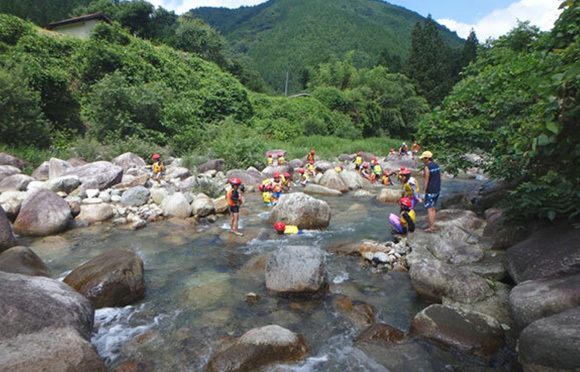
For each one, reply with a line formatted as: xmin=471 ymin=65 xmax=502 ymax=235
xmin=459 ymin=29 xmax=478 ymax=69
xmin=377 ymin=49 xmax=402 ymax=73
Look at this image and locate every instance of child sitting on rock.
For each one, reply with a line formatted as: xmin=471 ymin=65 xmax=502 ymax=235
xmin=260 ymin=184 xmax=275 ymax=206
xmin=389 ymin=197 xmax=416 ymax=235
xmin=298 ymin=168 xmax=310 ymax=187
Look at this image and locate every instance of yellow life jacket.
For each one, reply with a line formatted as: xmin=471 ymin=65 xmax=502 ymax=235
xmin=355 ymin=156 xmax=362 ymax=165
xmin=284 ymin=225 xmax=300 ymax=234
xmin=262 ymin=192 xmax=272 ymax=203
xmin=374 ymin=164 xmax=382 ymax=174
xmin=382 ymin=175 xmax=391 ymax=186
xmin=403 ymin=177 xmax=420 ymax=196
xmin=268 ymin=158 xmax=273 ymax=165
xmin=401 ymin=210 xmax=416 ymax=229
xmin=278 ymin=157 xmax=285 ymax=165
xmin=334 ymin=166 xmax=342 ymax=173
xmin=153 ymin=161 xmax=164 ymax=173
xmin=262 ymin=178 xmax=272 ymax=186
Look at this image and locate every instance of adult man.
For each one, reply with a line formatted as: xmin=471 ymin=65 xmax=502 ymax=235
xmin=420 ymin=151 xmax=440 ymax=232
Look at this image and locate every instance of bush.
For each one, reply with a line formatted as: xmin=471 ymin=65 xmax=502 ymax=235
xmin=0 ymin=14 xmax=34 ymax=45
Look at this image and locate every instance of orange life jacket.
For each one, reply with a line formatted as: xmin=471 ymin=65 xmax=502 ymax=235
xmin=226 ymin=189 xmax=236 ymax=206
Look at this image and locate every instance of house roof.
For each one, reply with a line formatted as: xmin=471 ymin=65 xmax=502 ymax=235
xmin=45 ymin=13 xmax=112 ymax=29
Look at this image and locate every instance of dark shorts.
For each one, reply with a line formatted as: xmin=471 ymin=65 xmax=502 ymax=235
xmin=229 ymin=205 xmax=239 ymax=213
xmin=355 ymin=164 xmax=361 ymax=170
xmin=424 ymin=193 xmax=439 ymax=208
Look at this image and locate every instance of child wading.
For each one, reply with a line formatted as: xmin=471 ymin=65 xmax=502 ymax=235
xmin=274 ymin=222 xmax=303 ymax=235
xmin=389 ymin=197 xmax=416 ymax=235
xmin=226 ymin=178 xmax=244 ymax=236
xmin=152 ymin=153 xmax=164 ymax=185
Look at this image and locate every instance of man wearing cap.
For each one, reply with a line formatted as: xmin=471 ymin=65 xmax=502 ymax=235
xmin=420 ymin=151 xmax=440 ymax=232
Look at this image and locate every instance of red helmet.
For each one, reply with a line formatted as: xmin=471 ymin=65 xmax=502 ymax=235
xmin=310 ymin=150 xmax=315 ymax=154
xmin=400 ymin=168 xmax=411 ymax=175
xmin=268 ymin=153 xmax=272 ymax=158
xmin=299 ymin=168 xmax=305 ymax=174
xmin=384 ymin=170 xmax=390 ymax=175
xmin=265 ymin=184 xmax=272 ymax=190
xmin=273 ymin=172 xmax=281 ymax=178
xmin=309 ymin=160 xmax=314 ymax=164
xmin=277 ymin=153 xmax=283 ymax=157
xmin=400 ymin=166 xmax=406 ymax=171
xmin=258 ymin=184 xmax=264 ymax=191
xmin=274 ymin=222 xmax=285 ymax=231
xmin=390 ymin=148 xmax=395 ymax=152
xmin=357 ymin=152 xmax=361 ymax=156
xmin=339 ymin=164 xmax=343 ymax=168
xmin=284 ymin=172 xmax=291 ymax=178
xmin=372 ymin=157 xmax=376 ymax=160
xmin=229 ymin=178 xmax=241 ymax=185
xmin=152 ymin=153 xmax=160 ymax=159
xmin=363 ymin=163 xmax=369 ymax=168
xmin=399 ymin=197 xmax=412 ymax=208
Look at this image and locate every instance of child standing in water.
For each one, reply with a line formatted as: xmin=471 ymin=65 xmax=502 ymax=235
xmin=389 ymin=197 xmax=416 ymax=235
xmin=227 ymin=178 xmax=243 ymax=236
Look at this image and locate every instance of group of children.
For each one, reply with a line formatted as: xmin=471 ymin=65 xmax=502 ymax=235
xmin=259 ymin=171 xmax=295 ymax=206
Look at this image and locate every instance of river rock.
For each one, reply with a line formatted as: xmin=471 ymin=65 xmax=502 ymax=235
xmin=356 ymin=323 xmax=411 ymax=347
xmin=409 ymin=259 xmax=492 ymax=303
xmin=111 ymin=152 xmax=146 ymax=171
xmin=13 ymin=189 xmax=71 ymax=236
xmin=226 ymin=169 xmax=264 ymax=185
xmin=427 ymin=226 xmax=484 ymax=265
xmin=376 ymin=188 xmax=403 ymax=203
xmin=0 ymin=206 xmax=16 ymax=253
xmin=0 ymin=245 xmax=48 ymax=277
xmin=303 ymin=184 xmax=343 ymax=197
xmin=63 ymin=248 xmax=145 ymax=309
xmin=43 ymin=175 xmax=81 ymax=194
xmin=339 ymin=170 xmax=364 ymax=190
xmin=197 ymin=159 xmax=224 ymax=173
xmin=207 ymin=325 xmax=308 ymax=372
xmin=191 ymin=193 xmax=215 ymax=217
xmin=262 ymin=164 xmax=294 ymax=178
xmin=165 ymin=166 xmax=193 ymax=181
xmin=67 ymin=157 xmax=88 ymax=167
xmin=150 ymin=187 xmax=169 ymax=205
xmin=0 ymin=152 xmax=27 ymax=170
xmin=483 ymin=208 xmax=528 ymax=250
xmin=266 ymin=192 xmax=330 ymax=229
xmin=504 ymin=223 xmax=580 ymax=283
xmin=31 ymin=161 xmax=49 ymax=181
xmin=161 ymin=192 xmax=192 ymax=218
xmin=288 ymin=158 xmax=303 ymax=169
xmin=509 ymin=273 xmax=580 ymax=331
xmin=313 ymin=160 xmax=334 ymax=173
xmin=77 ymin=203 xmax=114 ymax=223
xmin=517 ymin=306 xmax=580 ymax=372
xmin=333 ymin=295 xmax=376 ymax=331
xmin=411 ymin=304 xmax=505 ymax=360
xmin=352 ymin=189 xmax=374 ymax=198
xmin=319 ymin=169 xmax=348 ymax=193
xmin=121 ymin=186 xmax=150 ymax=207
xmin=0 ymin=174 xmax=34 ymax=192
xmin=63 ymin=161 xmax=123 ymax=190
xmin=213 ymin=196 xmax=229 ymax=214
xmin=435 ymin=209 xmax=485 ymax=231
xmin=0 ymin=164 xmax=21 ymax=182
xmin=114 ymin=173 xmax=150 ymax=189
xmin=47 ymin=158 xmax=73 ymax=179
xmin=265 ymin=246 xmax=327 ymax=297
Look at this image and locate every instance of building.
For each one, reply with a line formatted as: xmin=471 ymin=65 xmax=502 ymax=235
xmin=45 ymin=13 xmax=112 ymax=39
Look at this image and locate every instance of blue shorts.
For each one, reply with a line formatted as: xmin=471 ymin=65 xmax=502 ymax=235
xmin=273 ymin=191 xmax=282 ymax=199
xmin=424 ymin=193 xmax=439 ymax=208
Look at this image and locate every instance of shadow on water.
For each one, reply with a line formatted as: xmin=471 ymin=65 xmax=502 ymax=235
xmin=24 ymin=178 xmax=506 ymax=371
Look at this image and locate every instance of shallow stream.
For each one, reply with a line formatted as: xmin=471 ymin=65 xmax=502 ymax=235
xmin=23 ymin=178 xmax=505 ymax=372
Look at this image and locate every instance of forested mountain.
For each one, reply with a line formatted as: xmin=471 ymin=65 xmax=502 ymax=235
xmin=192 ymin=0 xmax=464 ymax=93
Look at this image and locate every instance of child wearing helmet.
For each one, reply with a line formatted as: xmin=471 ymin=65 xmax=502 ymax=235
xmin=282 ymin=172 xmax=295 ymax=190
xmin=298 ymin=168 xmax=310 ymax=187
xmin=334 ymin=164 xmax=344 ymax=173
xmin=354 ymin=152 xmax=363 ymax=171
xmin=277 ymin=153 xmax=285 ymax=165
xmin=152 ymin=154 xmax=164 ymax=185
xmin=361 ymin=163 xmax=372 ymax=180
xmin=389 ymin=197 xmax=416 ymax=235
xmin=411 ymin=140 xmax=421 ymax=158
xmin=399 ymin=168 xmax=421 ymax=208
xmin=267 ymin=153 xmax=273 ymax=165
xmin=382 ymin=169 xmax=396 ymax=186
xmin=274 ymin=221 xmax=303 ymax=235
xmin=271 ymin=172 xmax=284 ymax=201
xmin=373 ymin=161 xmax=382 ymax=180
xmin=307 ymin=160 xmax=316 ymax=177
xmin=227 ymin=178 xmax=243 ymax=236
xmin=262 ymin=184 xmax=274 ymax=206
xmin=307 ymin=150 xmax=315 ymax=162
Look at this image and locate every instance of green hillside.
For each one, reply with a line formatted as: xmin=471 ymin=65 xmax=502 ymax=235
xmin=193 ymin=0 xmax=464 ymax=93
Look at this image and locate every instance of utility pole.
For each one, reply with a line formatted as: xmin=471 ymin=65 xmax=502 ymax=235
xmin=284 ymin=72 xmax=289 ymax=97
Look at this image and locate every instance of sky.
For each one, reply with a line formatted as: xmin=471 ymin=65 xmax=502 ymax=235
xmin=147 ymin=0 xmax=562 ymax=40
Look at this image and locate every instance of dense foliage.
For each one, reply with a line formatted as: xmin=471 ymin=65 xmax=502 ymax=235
xmin=193 ymin=0 xmax=464 ymax=94
xmin=418 ymin=1 xmax=580 ymax=222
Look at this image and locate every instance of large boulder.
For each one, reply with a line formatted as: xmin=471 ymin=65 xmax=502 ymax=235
xmin=411 ymin=304 xmax=505 ymax=360
xmin=303 ymin=184 xmax=342 ymax=197
xmin=517 ymin=306 xmax=580 ymax=372
xmin=161 ymin=192 xmax=192 ymax=218
xmin=63 ymin=249 xmax=145 ymax=309
xmin=0 ymin=245 xmax=48 ymax=277
xmin=319 ymin=169 xmax=348 ymax=193
xmin=266 ymin=193 xmax=331 ymax=229
xmin=31 ymin=161 xmax=49 ymax=181
xmin=435 ymin=209 xmax=485 ymax=231
xmin=376 ymin=188 xmax=403 ymax=203
xmin=226 ymin=169 xmax=264 ymax=186
xmin=63 ymin=161 xmax=123 ymax=190
xmin=0 ymin=271 xmax=104 ymax=372
xmin=48 ymin=158 xmax=73 ymax=179
xmin=76 ymin=204 xmax=114 ymax=223
xmin=213 ymin=196 xmax=229 ymax=214
xmin=0 ymin=206 xmax=17 ymax=253
xmin=509 ymin=273 xmax=580 ymax=331
xmin=0 ymin=191 xmax=26 ymax=222
xmin=197 ymin=159 xmax=224 ymax=173
xmin=191 ymin=193 xmax=215 ymax=217
xmin=165 ymin=166 xmax=193 ymax=181
xmin=0 ymin=174 xmax=35 ymax=192
xmin=426 ymin=226 xmax=484 ymax=265
xmin=120 ymin=186 xmax=150 ymax=207
xmin=265 ymin=246 xmax=327 ymax=297
xmin=43 ymin=175 xmax=81 ymax=194
xmin=409 ymin=259 xmax=493 ymax=303
xmin=13 ymin=189 xmax=71 ymax=236
xmin=207 ymin=325 xmax=309 ymax=372
xmin=262 ymin=164 xmax=294 ymax=178
xmin=339 ymin=171 xmax=364 ymax=190
xmin=111 ymin=152 xmax=146 ymax=171
xmin=0 ymin=152 xmax=27 ymax=170
xmin=504 ymin=224 xmax=580 ymax=284
xmin=333 ymin=295 xmax=376 ymax=331
xmin=0 ymin=165 xmax=21 ymax=182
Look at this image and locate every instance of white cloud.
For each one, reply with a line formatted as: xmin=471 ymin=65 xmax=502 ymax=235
xmin=149 ymin=0 xmax=268 ymax=14
xmin=437 ymin=0 xmax=562 ymax=40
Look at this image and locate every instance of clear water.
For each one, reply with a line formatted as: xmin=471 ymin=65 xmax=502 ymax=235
xmin=25 ymin=178 xmax=507 ymax=372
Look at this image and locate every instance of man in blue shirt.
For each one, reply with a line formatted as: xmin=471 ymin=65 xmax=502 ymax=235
xmin=420 ymin=151 xmax=441 ymax=232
